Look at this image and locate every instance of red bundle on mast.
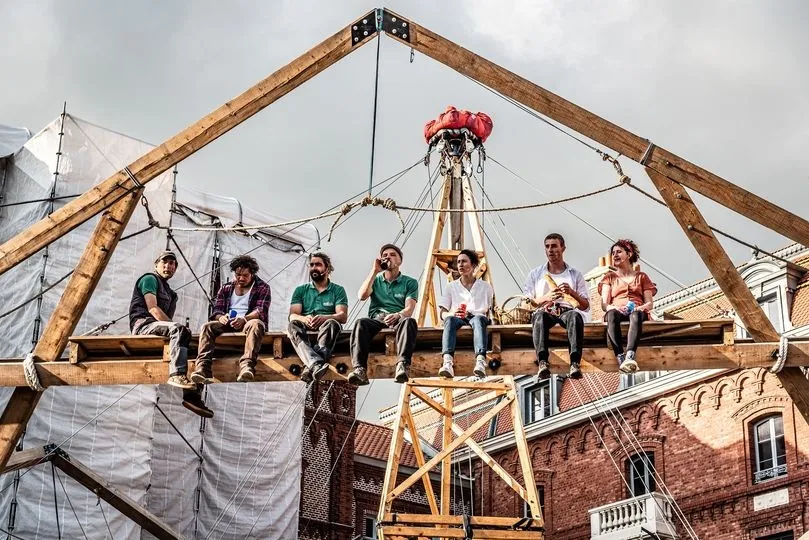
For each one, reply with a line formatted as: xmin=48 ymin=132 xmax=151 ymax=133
xmin=423 ymin=106 xmax=493 ymax=144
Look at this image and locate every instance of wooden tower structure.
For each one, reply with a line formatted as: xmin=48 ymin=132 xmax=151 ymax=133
xmin=0 ymin=7 xmax=808 ymax=537
xmin=377 ymin=377 xmax=544 ymax=539
xmin=416 ymin=129 xmax=494 ymax=327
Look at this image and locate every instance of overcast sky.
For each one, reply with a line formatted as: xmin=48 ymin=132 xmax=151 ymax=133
xmin=2 ymin=1 xmax=808 ymax=421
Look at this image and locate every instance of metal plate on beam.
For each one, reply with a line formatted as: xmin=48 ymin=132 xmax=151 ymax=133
xmin=351 ymin=10 xmax=378 ymax=45
xmin=381 ymin=10 xmax=411 ymax=42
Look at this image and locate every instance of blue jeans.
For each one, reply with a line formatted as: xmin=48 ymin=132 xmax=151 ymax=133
xmin=442 ymin=315 xmax=489 ymax=356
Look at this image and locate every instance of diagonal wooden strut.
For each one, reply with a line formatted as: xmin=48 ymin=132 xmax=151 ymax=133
xmin=0 ymin=191 xmax=142 ymax=470
xmin=378 ymin=378 xmax=543 ymax=539
xmin=384 ymin=9 xmax=809 ymax=247
xmin=647 ymin=168 xmax=809 ymax=424
xmin=1 ymin=446 xmax=181 ymax=539
xmin=0 ymin=16 xmax=378 ymax=276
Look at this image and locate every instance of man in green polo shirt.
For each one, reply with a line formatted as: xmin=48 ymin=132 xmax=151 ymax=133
xmin=288 ymin=252 xmax=349 ymax=383
xmin=348 ymin=243 xmax=419 ymax=385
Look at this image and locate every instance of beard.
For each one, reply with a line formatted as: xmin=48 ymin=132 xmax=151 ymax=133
xmin=310 ymin=270 xmax=325 ymax=282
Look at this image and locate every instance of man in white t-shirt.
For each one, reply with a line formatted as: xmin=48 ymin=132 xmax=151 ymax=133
xmin=523 ymin=233 xmax=591 ymax=381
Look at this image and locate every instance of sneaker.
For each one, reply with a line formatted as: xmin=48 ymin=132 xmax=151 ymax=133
xmin=190 ymin=364 xmax=219 ymax=385
xmin=311 ymin=361 xmax=330 ymax=381
xmin=620 ymin=351 xmax=639 ymax=374
xmin=182 ymin=393 xmax=214 ymax=419
xmin=394 ymin=361 xmax=410 ymax=384
xmin=536 ymin=360 xmax=551 ymax=382
xmin=167 ymin=374 xmax=196 ymax=390
xmin=473 ymin=355 xmax=487 ymax=378
xmin=569 ymin=361 xmax=583 ymax=380
xmin=347 ymin=367 xmax=369 ymax=386
xmin=237 ymin=365 xmax=255 ymax=383
xmin=438 ymin=354 xmax=454 ymax=378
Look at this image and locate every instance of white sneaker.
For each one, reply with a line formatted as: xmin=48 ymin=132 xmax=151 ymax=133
xmin=473 ymin=355 xmax=487 ymax=378
xmin=620 ymin=350 xmax=639 ymax=373
xmin=438 ymin=354 xmax=455 ymax=378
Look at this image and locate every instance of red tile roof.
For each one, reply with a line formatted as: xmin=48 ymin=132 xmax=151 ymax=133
xmin=354 ymin=420 xmax=420 ymax=468
xmin=559 ymin=373 xmax=621 ymax=413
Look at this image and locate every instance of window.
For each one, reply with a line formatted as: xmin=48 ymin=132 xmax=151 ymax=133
xmin=756 ymin=532 xmax=793 ymax=540
xmin=753 ymin=415 xmax=787 ymax=483
xmin=626 ymin=452 xmax=656 ymax=497
xmin=523 ymin=485 xmax=545 ymax=518
xmin=522 ymin=378 xmax=560 ymax=424
xmin=759 ymin=295 xmax=783 ymax=333
xmin=620 ymin=370 xmax=663 ymax=390
xmin=363 ymin=516 xmax=377 ymax=539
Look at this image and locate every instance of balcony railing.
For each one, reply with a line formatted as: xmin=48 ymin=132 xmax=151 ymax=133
xmin=754 ymin=464 xmax=786 ymax=484
xmin=589 ymin=492 xmax=679 ymax=540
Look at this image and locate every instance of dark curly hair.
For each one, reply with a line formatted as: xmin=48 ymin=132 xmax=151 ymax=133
xmin=458 ymin=249 xmax=479 ymax=266
xmin=310 ymin=252 xmax=334 ymax=272
xmin=610 ymin=239 xmax=640 ymax=264
xmin=230 ymin=255 xmax=259 ymax=274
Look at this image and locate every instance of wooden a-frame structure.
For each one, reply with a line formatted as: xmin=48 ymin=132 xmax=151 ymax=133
xmin=1 ymin=7 xmax=809 ymax=535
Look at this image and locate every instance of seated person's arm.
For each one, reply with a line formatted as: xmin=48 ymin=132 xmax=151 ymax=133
xmin=288 ymin=303 xmax=309 ymax=325
xmin=400 ymin=297 xmax=417 ymax=319
xmin=439 ymin=306 xmax=450 ymax=321
xmin=144 ymin=294 xmax=171 ymax=321
xmin=638 ymin=289 xmax=654 ymax=313
xmin=600 ymin=284 xmax=613 ymax=312
xmin=332 ymin=304 xmax=348 ymax=324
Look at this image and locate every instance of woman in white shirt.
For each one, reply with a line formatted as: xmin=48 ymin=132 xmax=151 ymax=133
xmin=438 ymin=249 xmax=494 ymax=379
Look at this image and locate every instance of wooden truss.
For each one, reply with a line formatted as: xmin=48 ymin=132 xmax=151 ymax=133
xmin=0 ymin=5 xmax=807 ymax=507
xmin=3 ymin=445 xmax=181 ymax=539
xmin=417 ymin=139 xmax=495 ymax=326
xmin=376 ymin=377 xmax=544 ymax=539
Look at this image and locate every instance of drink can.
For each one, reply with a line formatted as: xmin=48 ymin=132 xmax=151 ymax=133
xmin=229 ymin=309 xmax=238 ymax=319
xmin=459 ymin=303 xmax=467 ymax=318
xmin=626 ymin=301 xmax=635 ymax=313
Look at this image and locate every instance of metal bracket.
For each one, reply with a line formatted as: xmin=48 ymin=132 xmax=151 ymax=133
xmin=351 ymin=10 xmax=379 ymax=46
xmin=380 ymin=10 xmax=411 ymax=43
xmin=43 ymin=443 xmax=70 ymax=462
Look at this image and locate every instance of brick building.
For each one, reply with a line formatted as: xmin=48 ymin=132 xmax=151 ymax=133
xmin=300 ymin=244 xmax=809 ymax=539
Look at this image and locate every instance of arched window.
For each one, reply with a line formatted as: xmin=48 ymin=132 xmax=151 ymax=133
xmin=626 ymin=452 xmax=655 ymax=497
xmin=753 ymin=414 xmax=786 ymax=483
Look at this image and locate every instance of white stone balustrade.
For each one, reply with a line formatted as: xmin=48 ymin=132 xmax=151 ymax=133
xmin=589 ymin=492 xmax=679 ymax=540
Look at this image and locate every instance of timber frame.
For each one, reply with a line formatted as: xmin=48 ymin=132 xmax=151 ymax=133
xmin=0 ymin=6 xmax=808 ymax=530
xmin=376 ymin=377 xmax=544 ymax=540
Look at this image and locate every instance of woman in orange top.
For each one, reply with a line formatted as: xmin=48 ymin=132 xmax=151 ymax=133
xmin=598 ymin=239 xmax=657 ymax=373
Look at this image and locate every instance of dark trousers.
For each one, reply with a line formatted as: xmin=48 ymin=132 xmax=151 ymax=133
xmin=287 ymin=319 xmax=342 ymax=365
xmin=605 ymin=309 xmax=648 ymax=355
xmin=531 ymin=309 xmax=584 ymax=364
xmin=196 ymin=319 xmax=266 ymax=370
xmin=351 ymin=316 xmax=418 ymax=369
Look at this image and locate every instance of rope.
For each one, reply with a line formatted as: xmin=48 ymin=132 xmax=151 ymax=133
xmin=51 ymin=462 xmax=61 ymax=540
xmin=0 ymin=194 xmax=81 ymax=209
xmin=23 ymin=353 xmax=44 ymax=392
xmin=96 ymin=497 xmax=114 ymax=540
xmin=0 ymin=269 xmax=73 ymax=322
xmin=770 ymin=335 xmax=789 ymax=373
xmin=168 ymin=233 xmax=214 ymax=306
xmin=327 ymin=196 xmax=405 ymax=241
xmin=367 ymin=32 xmax=382 ymax=196
xmin=154 ymin=401 xmax=204 ymax=461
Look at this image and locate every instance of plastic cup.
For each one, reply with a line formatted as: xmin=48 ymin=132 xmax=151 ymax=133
xmin=229 ymin=309 xmax=238 ymax=319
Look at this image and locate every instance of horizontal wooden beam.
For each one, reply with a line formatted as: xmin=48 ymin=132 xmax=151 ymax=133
xmin=1 ymin=340 xmax=807 ymax=387
xmin=1 ymin=446 xmax=49 ymax=475
xmin=383 ymin=514 xmax=542 ymax=527
xmin=390 ymin=9 xmax=809 ymax=247
xmin=0 ymin=16 xmax=374 ymax=276
xmin=379 ymin=526 xmax=542 ymax=539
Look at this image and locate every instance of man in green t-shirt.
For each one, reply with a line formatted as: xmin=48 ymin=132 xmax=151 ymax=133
xmin=288 ymin=252 xmax=348 ymax=383
xmin=348 ymin=244 xmax=419 ymax=385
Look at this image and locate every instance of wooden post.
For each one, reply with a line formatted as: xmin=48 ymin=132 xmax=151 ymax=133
xmin=506 ymin=377 xmax=542 ymax=522
xmin=647 ymin=168 xmax=809 ymax=423
xmin=0 ymin=17 xmax=376 ymax=276
xmin=0 ymin=191 xmax=141 ymax=470
xmin=441 ymin=386 xmax=454 ymax=519
xmin=378 ymin=384 xmax=412 ymax=527
xmin=448 ymin=160 xmax=464 ymax=250
xmin=417 ymin=175 xmax=452 ymax=325
xmin=383 ymin=10 xmax=809 ymax=248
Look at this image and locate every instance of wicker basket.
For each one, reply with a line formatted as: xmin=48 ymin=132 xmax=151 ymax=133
xmin=495 ymin=294 xmax=534 ymax=325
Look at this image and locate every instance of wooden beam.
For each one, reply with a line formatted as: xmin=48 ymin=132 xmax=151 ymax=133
xmin=384 ymin=10 xmax=809 ymax=248
xmin=507 ymin=379 xmax=542 ymax=523
xmin=417 ymin=175 xmax=452 ymax=326
xmin=1 ymin=446 xmax=49 ymax=475
xmin=0 ymin=16 xmax=375 ymax=276
xmin=383 ymin=514 xmax=542 ymax=527
xmin=0 ymin=191 xmax=143 ymax=471
xmin=387 ymin=395 xmax=513 ymax=501
xmin=410 ymin=387 xmax=449 ymax=416
xmin=35 ymin=190 xmax=143 ymax=361
xmin=53 ymin=453 xmax=182 ymax=539
xmin=0 ymin=388 xmax=41 ymax=471
xmin=3 ymin=341 xmax=809 ymax=387
xmin=647 ymin=167 xmax=809 ymax=423
xmin=401 ymin=408 xmax=440 ymax=515
xmin=378 ymin=384 xmax=411 ymax=521
xmin=441 ymin=386 xmax=453 ymax=516
xmin=380 ymin=526 xmax=541 ymax=539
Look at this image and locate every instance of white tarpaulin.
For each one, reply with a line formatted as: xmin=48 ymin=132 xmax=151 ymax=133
xmin=0 ymin=115 xmax=316 ymax=539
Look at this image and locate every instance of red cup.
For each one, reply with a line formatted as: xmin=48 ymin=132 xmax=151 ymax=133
xmin=458 ymin=303 xmax=467 ymax=318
